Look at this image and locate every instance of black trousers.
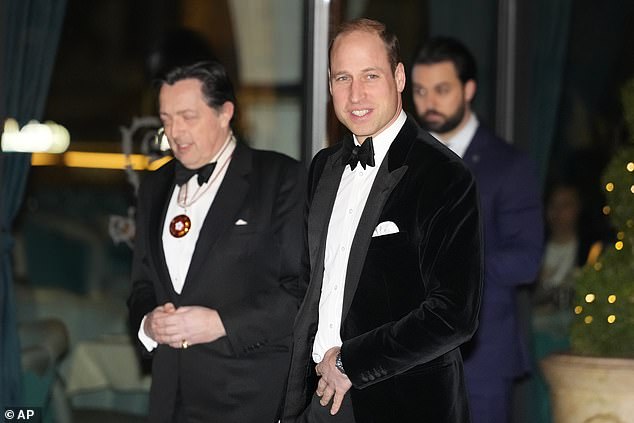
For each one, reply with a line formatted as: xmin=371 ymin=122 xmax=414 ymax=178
xmin=300 ymin=393 xmax=356 ymax=423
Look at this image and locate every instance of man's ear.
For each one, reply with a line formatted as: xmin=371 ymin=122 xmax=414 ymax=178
xmin=395 ymin=62 xmax=406 ymax=93
xmin=219 ymin=101 xmax=235 ymax=128
xmin=465 ymin=79 xmax=477 ymax=103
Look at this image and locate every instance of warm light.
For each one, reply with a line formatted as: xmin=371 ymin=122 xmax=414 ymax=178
xmin=1 ymin=119 xmax=70 ymax=153
xmin=602 ymin=206 xmax=611 ymax=215
xmin=608 ymin=315 xmax=616 ymax=324
xmin=631 ymin=185 xmax=634 ymax=194
xmin=32 ymin=152 xmax=171 ymax=170
xmin=618 ymin=231 xmax=625 ymax=240
xmin=606 ymin=182 xmax=614 ymax=192
xmin=615 ymin=241 xmax=624 ymax=251
xmin=31 ymin=153 xmax=61 ymax=166
xmin=574 ymin=305 xmax=583 ymax=314
xmin=587 ymin=243 xmax=603 ymax=266
xmin=585 ymin=293 xmax=596 ymax=303
xmin=628 ymin=162 xmax=634 ymax=172
xmin=608 ymin=295 xmax=617 ymax=304
xmin=584 ymin=316 xmax=593 ymax=324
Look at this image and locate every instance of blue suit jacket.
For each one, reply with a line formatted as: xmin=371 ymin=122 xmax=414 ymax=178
xmin=460 ymin=125 xmax=543 ymax=380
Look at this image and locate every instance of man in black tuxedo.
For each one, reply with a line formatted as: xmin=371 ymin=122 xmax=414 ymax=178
xmin=282 ymin=18 xmax=483 ymax=422
xmin=127 ymin=61 xmax=306 ymax=422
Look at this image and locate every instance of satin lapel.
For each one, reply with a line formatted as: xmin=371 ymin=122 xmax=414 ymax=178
xmin=307 ymin=151 xmax=346 ymax=274
xmin=341 ymin=157 xmax=407 ymax=319
xmin=149 ymin=162 xmax=178 ymax=295
xmin=184 ymin=143 xmax=251 ymax=289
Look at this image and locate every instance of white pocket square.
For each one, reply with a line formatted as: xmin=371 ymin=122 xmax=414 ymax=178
xmin=234 ymin=219 xmax=248 ymax=226
xmin=372 ymin=221 xmax=399 ymax=237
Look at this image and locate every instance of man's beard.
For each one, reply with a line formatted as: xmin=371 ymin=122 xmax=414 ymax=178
xmin=418 ymin=102 xmax=466 ymax=135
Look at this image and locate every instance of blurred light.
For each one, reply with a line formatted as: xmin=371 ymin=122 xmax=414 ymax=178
xmin=585 ymin=293 xmax=596 ymax=303
xmin=608 ymin=295 xmax=617 ymax=304
xmin=628 ymin=162 xmax=634 ymax=172
xmin=584 ymin=315 xmax=593 ymax=324
xmin=605 ymin=182 xmax=614 ymax=192
xmin=607 ymin=315 xmax=616 ymax=324
xmin=587 ymin=242 xmax=603 ymax=266
xmin=618 ymin=231 xmax=625 ymax=240
xmin=31 ymin=153 xmax=61 ymax=166
xmin=574 ymin=305 xmax=583 ymax=314
xmin=32 ymin=152 xmax=171 ymax=170
xmin=615 ymin=241 xmax=624 ymax=251
xmin=1 ymin=118 xmax=70 ymax=153
xmin=602 ymin=205 xmax=611 ymax=215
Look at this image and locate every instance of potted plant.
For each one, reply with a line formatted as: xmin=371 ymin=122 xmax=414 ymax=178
xmin=541 ymin=78 xmax=634 ymax=423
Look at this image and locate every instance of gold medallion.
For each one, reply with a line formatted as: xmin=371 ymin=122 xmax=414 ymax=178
xmin=169 ymin=214 xmax=191 ymax=238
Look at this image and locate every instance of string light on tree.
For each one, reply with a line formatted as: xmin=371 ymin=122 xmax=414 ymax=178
xmin=570 ymin=77 xmax=634 ymax=359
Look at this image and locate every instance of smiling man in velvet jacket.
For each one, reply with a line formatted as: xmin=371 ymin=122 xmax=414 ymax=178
xmin=282 ymin=18 xmax=483 ymax=423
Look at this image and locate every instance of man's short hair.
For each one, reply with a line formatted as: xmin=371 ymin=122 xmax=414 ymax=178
xmin=329 ymin=18 xmax=401 ymax=73
xmin=413 ymin=37 xmax=477 ymax=84
xmin=160 ymin=61 xmax=236 ymax=111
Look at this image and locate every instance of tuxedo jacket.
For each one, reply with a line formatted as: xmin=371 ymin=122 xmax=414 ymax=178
xmin=127 ymin=141 xmax=307 ymax=423
xmin=282 ymin=117 xmax=483 ymax=422
xmin=459 ymin=125 xmax=543 ymax=381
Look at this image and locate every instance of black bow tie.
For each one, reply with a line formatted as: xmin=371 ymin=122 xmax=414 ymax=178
xmin=174 ymin=161 xmax=217 ymax=186
xmin=342 ymin=137 xmax=375 ymax=170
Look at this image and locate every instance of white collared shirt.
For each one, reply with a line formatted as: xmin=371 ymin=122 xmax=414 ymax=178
xmin=431 ymin=113 xmax=479 ymax=158
xmin=138 ymin=136 xmax=236 ymax=351
xmin=311 ymin=110 xmax=407 ymax=363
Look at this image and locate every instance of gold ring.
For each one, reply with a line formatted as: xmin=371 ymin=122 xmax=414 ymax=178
xmin=181 ymin=340 xmax=188 ymax=349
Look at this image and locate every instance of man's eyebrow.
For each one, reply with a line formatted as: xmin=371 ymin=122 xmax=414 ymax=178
xmin=331 ymin=66 xmax=382 ymax=77
xmin=160 ymin=108 xmax=196 ymax=116
xmin=361 ymin=66 xmax=381 ymax=73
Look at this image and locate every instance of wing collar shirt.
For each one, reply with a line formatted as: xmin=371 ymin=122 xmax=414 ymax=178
xmin=312 ymin=110 xmax=407 ymax=363
xmin=138 ymin=135 xmax=236 ymax=351
xmin=431 ymin=112 xmax=478 ymax=158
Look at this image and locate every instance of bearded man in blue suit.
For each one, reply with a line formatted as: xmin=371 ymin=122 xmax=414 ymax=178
xmin=411 ymin=37 xmax=544 ymax=423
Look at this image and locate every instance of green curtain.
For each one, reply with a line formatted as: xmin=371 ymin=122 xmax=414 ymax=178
xmin=1 ymin=0 xmax=67 ymax=407
xmin=527 ymin=0 xmax=573 ymax=185
xmin=428 ymin=0 xmax=497 ymax=126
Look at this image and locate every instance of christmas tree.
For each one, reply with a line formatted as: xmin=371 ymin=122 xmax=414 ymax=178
xmin=570 ymin=78 xmax=634 ymax=358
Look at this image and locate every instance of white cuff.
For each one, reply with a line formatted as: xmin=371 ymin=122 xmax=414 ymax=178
xmin=138 ymin=315 xmax=158 ymax=352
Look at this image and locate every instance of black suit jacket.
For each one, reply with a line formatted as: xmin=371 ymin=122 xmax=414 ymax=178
xmin=128 ymin=141 xmax=307 ymax=422
xmin=282 ymin=117 xmax=483 ymax=422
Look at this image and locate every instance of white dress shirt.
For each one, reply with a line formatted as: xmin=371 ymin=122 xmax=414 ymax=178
xmin=138 ymin=136 xmax=236 ymax=351
xmin=311 ymin=110 xmax=406 ymax=363
xmin=431 ymin=113 xmax=479 ymax=158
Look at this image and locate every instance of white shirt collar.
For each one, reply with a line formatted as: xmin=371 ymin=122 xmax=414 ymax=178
xmin=431 ymin=112 xmax=479 ymax=158
xmin=353 ymin=110 xmax=407 ymax=165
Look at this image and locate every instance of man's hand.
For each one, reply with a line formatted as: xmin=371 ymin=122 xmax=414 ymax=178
xmin=314 ymin=346 xmax=352 ymax=415
xmin=144 ymin=302 xmax=226 ymax=348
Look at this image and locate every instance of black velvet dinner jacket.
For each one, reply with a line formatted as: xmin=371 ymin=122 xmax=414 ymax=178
xmin=283 ymin=116 xmax=483 ymax=423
